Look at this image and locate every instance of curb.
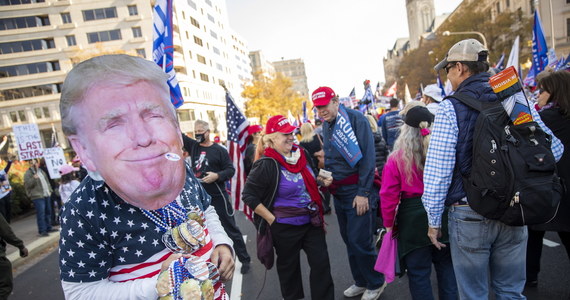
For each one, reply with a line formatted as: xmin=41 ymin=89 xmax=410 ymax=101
xmin=8 ymin=232 xmax=59 ymax=269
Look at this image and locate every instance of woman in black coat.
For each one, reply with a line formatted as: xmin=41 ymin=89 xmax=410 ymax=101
xmin=526 ymin=70 xmax=570 ymax=287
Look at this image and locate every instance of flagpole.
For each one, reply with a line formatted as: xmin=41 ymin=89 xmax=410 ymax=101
xmin=548 ymin=0 xmax=555 ymax=50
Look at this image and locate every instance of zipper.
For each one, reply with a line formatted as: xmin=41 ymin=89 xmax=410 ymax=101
xmin=490 ymin=140 xmax=497 ymax=153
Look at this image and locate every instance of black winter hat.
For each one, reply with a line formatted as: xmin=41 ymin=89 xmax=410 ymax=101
xmin=404 ymin=106 xmax=434 ymax=128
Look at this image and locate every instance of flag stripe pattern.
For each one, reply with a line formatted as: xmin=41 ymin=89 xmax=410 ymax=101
xmin=152 ymin=0 xmax=184 ymax=108
xmin=226 ymin=93 xmax=253 ymax=220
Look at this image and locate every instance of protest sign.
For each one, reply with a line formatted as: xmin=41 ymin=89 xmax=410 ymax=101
xmin=489 ymin=66 xmax=533 ymax=125
xmin=13 ymin=124 xmax=43 ymax=160
xmin=43 ymin=147 xmax=66 ymax=179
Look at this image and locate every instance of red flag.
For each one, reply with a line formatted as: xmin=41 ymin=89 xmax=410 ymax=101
xmin=226 ymin=92 xmax=253 ymax=220
xmin=384 ymin=82 xmax=398 ymax=97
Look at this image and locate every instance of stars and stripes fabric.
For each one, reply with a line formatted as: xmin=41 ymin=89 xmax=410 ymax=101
xmin=58 ymin=164 xmax=230 ymax=298
xmin=225 ymin=93 xmax=253 ymax=220
xmin=152 ymin=0 xmax=184 ymax=108
xmin=349 ymin=87 xmax=357 ymax=108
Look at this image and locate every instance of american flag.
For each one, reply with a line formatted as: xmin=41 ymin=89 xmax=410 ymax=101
xmin=226 ymin=93 xmax=253 ymax=220
xmin=152 ymin=0 xmax=184 ymax=108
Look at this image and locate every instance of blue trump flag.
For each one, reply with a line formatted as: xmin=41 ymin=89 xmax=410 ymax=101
xmin=331 ymin=105 xmax=362 ymax=168
xmin=153 ymin=0 xmax=184 ymax=108
xmin=531 ymin=10 xmax=549 ymax=76
xmin=359 ymin=86 xmax=374 ymax=113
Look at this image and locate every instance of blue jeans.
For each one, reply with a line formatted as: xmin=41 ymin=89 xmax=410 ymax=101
xmin=404 ymin=245 xmax=458 ymax=300
xmin=334 ymin=193 xmax=385 ymax=290
xmin=33 ymin=197 xmax=52 ymax=234
xmin=448 ymin=205 xmax=527 ymax=300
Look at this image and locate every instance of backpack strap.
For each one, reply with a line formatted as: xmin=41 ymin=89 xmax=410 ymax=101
xmin=444 ymin=93 xmax=484 ymax=112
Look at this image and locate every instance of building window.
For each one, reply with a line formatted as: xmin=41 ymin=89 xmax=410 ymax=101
xmin=132 ymin=27 xmax=142 ymax=38
xmin=9 ymin=110 xmax=27 ymax=123
xmin=127 ymin=5 xmax=138 ymax=16
xmin=82 ymin=7 xmax=117 ymax=21
xmin=200 ymin=73 xmax=209 ymax=82
xmin=496 ymin=2 xmax=501 ymax=14
xmin=567 ymin=18 xmax=570 ymax=41
xmin=177 ymin=109 xmax=195 ymax=122
xmin=0 ymin=61 xmax=60 ymax=77
xmin=207 ymin=14 xmax=214 ymax=23
xmin=34 ymin=106 xmax=50 ymax=119
xmin=61 ymin=12 xmax=72 ymax=24
xmin=190 ymin=17 xmax=200 ymax=28
xmin=0 ymin=15 xmax=50 ymax=30
xmin=216 ymin=63 xmax=222 ymax=71
xmin=197 ymin=54 xmax=206 ymax=64
xmin=66 ymin=35 xmax=76 ymax=46
xmin=1 ymin=0 xmax=46 ymax=5
xmin=193 ymin=36 xmax=203 ymax=46
xmin=136 ymin=48 xmax=146 ymax=58
xmin=205 ymin=0 xmax=212 ymax=7
xmin=0 ymin=38 xmax=55 ymax=54
xmin=213 ymin=47 xmax=220 ymax=55
xmin=87 ymin=29 xmax=122 ymax=43
xmin=210 ymin=30 xmax=217 ymax=39
xmin=187 ymin=0 xmax=196 ymax=9
xmin=0 ymin=83 xmax=61 ymax=101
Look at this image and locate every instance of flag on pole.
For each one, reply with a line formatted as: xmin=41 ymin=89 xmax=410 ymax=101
xmin=302 ymin=101 xmax=308 ymax=123
xmin=531 ymin=10 xmax=549 ymax=76
xmin=404 ymin=83 xmax=412 ymax=104
xmin=226 ymin=92 xmax=252 ymax=220
xmin=384 ymin=82 xmax=397 ymax=97
xmin=436 ymin=74 xmax=446 ymax=97
xmin=349 ymin=88 xmax=357 ymax=108
xmin=50 ymin=123 xmax=59 ymax=148
xmin=152 ymin=0 xmax=184 ymax=108
xmin=556 ymin=54 xmax=566 ymax=70
xmin=494 ymin=53 xmax=505 ymax=70
xmin=506 ymin=36 xmax=520 ymax=70
xmin=359 ymin=84 xmax=374 ymax=112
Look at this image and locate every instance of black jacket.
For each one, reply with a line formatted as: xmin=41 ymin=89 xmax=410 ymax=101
xmin=372 ymin=131 xmax=388 ymax=179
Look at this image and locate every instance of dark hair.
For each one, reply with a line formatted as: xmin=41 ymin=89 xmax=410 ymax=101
xmin=60 ymin=172 xmax=75 ymax=184
xmin=315 ymin=119 xmax=323 ymax=126
xmin=389 ymin=98 xmax=399 ymax=108
xmin=458 ymin=60 xmax=490 ymax=75
xmin=539 ymin=71 xmax=570 ymax=117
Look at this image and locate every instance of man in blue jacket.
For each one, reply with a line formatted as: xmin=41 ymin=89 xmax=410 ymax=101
xmin=422 ymin=39 xmax=564 ymax=299
xmin=313 ymin=87 xmax=386 ymax=300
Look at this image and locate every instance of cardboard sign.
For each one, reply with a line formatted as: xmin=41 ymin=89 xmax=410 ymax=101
xmin=13 ymin=124 xmax=44 ymax=161
xmin=43 ymin=147 xmax=66 ymax=179
xmin=489 ymin=66 xmax=533 ymax=125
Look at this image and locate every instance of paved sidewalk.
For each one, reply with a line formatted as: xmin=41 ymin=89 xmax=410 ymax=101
xmin=6 ymin=213 xmax=59 ymax=269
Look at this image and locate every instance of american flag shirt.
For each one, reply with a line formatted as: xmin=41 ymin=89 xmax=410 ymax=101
xmin=59 ymin=164 xmax=230 ymax=299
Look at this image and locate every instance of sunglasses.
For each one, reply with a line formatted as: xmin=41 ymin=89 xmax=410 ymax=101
xmin=444 ymin=63 xmax=457 ymax=74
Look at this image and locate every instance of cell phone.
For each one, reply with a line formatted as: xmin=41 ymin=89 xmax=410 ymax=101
xmin=318 ymin=169 xmax=332 ymax=179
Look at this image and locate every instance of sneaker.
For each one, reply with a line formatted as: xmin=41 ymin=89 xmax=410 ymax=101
xmin=240 ymin=261 xmax=250 ymax=274
xmin=39 ymin=232 xmax=49 ymax=237
xmin=343 ymin=285 xmax=366 ymax=297
xmin=361 ymin=282 xmax=387 ymax=300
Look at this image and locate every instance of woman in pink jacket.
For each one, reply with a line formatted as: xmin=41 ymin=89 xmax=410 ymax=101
xmin=380 ymin=104 xmax=457 ymax=300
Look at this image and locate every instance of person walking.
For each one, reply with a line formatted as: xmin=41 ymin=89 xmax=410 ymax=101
xmin=0 ymin=214 xmax=28 ymax=299
xmin=24 ymin=159 xmax=55 ymax=236
xmin=183 ymin=119 xmax=252 ymax=274
xmin=0 ymin=155 xmax=13 ymax=223
xmin=242 ymin=115 xmax=334 ymax=300
xmin=381 ymin=104 xmax=457 ymax=300
xmin=378 ymin=98 xmax=403 ymax=151
xmin=422 ymin=84 xmax=444 ymax=115
xmin=423 ymin=39 xmax=563 ymax=299
xmin=312 ymin=86 xmax=386 ymax=300
xmin=525 ymin=70 xmax=570 ymax=287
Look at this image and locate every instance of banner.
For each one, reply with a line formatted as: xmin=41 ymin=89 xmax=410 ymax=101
xmin=531 ymin=10 xmax=548 ymax=76
xmin=331 ymin=105 xmax=362 ymax=168
xmin=489 ymin=66 xmax=532 ymax=125
xmin=44 ymin=147 xmax=66 ymax=179
xmin=13 ymin=124 xmax=43 ymax=161
xmin=506 ymin=36 xmax=520 ymax=71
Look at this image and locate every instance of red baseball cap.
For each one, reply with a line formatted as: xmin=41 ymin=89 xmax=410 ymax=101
xmin=311 ymin=86 xmax=336 ymax=107
xmin=213 ymin=136 xmax=220 ymax=143
xmin=265 ymin=115 xmax=296 ymax=134
xmin=247 ymin=124 xmax=263 ymax=135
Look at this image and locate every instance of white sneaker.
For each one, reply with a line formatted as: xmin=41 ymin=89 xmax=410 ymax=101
xmin=361 ymin=281 xmax=387 ymax=300
xmin=343 ymin=284 xmax=366 ymax=297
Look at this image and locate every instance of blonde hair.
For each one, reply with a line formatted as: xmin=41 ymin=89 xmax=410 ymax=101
xmin=299 ymin=123 xmax=315 ymax=142
xmin=365 ymin=115 xmax=378 ymax=133
xmin=390 ymin=102 xmax=431 ymax=186
xmin=254 ymin=132 xmax=280 ymax=161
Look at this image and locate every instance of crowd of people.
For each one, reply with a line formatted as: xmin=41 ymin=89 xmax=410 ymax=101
xmin=0 ymin=38 xmax=568 ymax=300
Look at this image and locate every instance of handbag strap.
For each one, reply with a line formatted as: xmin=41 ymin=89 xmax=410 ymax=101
xmin=315 ymin=133 xmax=323 ymax=147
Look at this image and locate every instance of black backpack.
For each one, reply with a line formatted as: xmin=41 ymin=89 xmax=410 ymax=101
xmin=449 ymin=93 xmax=562 ymax=226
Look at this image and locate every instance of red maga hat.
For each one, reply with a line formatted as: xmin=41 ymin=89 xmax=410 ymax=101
xmin=311 ymin=86 xmax=336 ymax=107
xmin=265 ymin=115 xmax=296 ymax=134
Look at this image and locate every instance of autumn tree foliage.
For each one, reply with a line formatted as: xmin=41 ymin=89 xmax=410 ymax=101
xmin=242 ymin=72 xmax=305 ymax=125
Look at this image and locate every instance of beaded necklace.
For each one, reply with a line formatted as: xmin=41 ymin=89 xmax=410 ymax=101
xmin=139 ymin=200 xmax=187 ymax=232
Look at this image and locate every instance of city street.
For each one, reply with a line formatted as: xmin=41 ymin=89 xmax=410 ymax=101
xmin=10 ymin=209 xmax=570 ymax=300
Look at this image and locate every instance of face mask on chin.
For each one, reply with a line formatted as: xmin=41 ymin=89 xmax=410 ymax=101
xmin=195 ymin=133 xmax=206 ymax=143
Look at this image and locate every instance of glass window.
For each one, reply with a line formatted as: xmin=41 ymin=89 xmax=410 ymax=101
xmin=190 ymin=17 xmax=200 ymax=28
xmin=187 ymin=0 xmax=196 ymax=9
xmin=205 ymin=0 xmax=212 ymax=7
xmin=0 ymin=38 xmax=55 ymax=54
xmin=61 ymin=12 xmax=72 ymax=24
xmin=34 ymin=107 xmax=42 ymax=118
xmin=0 ymin=61 xmax=59 ymax=77
xmin=193 ymin=36 xmax=203 ymax=46
xmin=0 ymin=15 xmax=49 ymax=30
xmin=82 ymin=7 xmax=117 ymax=21
xmin=210 ymin=30 xmax=217 ymax=39
xmin=1 ymin=0 xmax=46 ymax=5
xmin=66 ymin=35 xmax=76 ymax=46
xmin=213 ymin=47 xmax=220 ymax=55
xmin=9 ymin=111 xmax=18 ymax=123
xmin=0 ymin=83 xmax=61 ymax=101
xmin=207 ymin=14 xmax=214 ymax=23
xmin=200 ymin=73 xmax=209 ymax=82
xmin=86 ymin=29 xmax=122 ymax=43
xmin=42 ymin=106 xmax=50 ymax=118
xmin=136 ymin=48 xmax=146 ymax=58
xmin=197 ymin=54 xmax=206 ymax=64
xmin=132 ymin=27 xmax=142 ymax=38
xmin=127 ymin=5 xmax=138 ymax=16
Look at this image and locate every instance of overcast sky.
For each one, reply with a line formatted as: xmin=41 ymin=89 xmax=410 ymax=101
xmin=226 ymin=0 xmax=462 ymax=97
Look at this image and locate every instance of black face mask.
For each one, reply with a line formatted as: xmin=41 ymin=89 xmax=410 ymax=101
xmin=195 ymin=133 xmax=206 ymax=143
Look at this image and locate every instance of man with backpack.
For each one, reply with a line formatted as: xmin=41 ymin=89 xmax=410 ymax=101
xmin=422 ymin=39 xmax=564 ymax=299
xmin=378 ymin=98 xmax=403 ymax=151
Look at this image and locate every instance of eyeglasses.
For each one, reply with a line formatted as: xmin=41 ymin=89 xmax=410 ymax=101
xmin=444 ymin=63 xmax=457 ymax=74
xmin=537 ymin=88 xmax=546 ymax=94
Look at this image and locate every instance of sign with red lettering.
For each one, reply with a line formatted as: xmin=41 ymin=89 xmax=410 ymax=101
xmin=13 ymin=124 xmax=44 ymax=161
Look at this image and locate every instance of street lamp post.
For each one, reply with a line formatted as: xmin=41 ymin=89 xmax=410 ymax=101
xmin=442 ymin=30 xmax=488 ymax=49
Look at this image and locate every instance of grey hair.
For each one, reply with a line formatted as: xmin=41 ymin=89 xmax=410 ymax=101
xmin=194 ymin=120 xmax=210 ymax=131
xmin=60 ymin=54 xmax=172 ymax=136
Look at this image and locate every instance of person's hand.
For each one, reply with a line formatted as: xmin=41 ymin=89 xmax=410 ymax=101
xmin=2 ymin=136 xmax=6 ymax=142
xmin=385 ymin=227 xmax=392 ymax=232
xmin=353 ymin=195 xmax=369 ymax=216
xmin=160 ymin=253 xmax=183 ymax=272
xmin=266 ymin=214 xmax=276 ymax=226
xmin=211 ymin=244 xmax=234 ymax=281
xmin=427 ymin=227 xmax=446 ymax=250
xmin=202 ymin=172 xmax=219 ymax=184
xmin=317 ymin=175 xmax=332 ymax=187
xmin=19 ymin=247 xmax=28 ymax=258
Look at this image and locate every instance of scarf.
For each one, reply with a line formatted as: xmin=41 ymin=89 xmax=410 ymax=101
xmin=264 ymin=145 xmax=324 ymax=223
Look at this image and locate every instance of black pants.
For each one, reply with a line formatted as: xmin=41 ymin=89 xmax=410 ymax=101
xmin=271 ymin=222 xmax=334 ymax=300
xmin=526 ymin=228 xmax=570 ymax=281
xmin=0 ymin=257 xmax=13 ymax=300
xmin=210 ymin=193 xmax=250 ymax=264
xmin=0 ymin=193 xmax=10 ymax=223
